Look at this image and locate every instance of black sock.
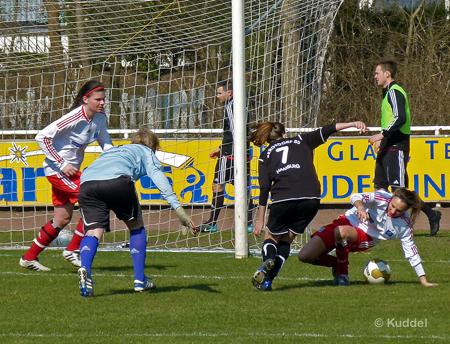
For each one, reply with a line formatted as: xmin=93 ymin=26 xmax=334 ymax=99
xmin=269 ymin=241 xmax=290 ymax=280
xmin=206 ymin=191 xmax=224 ymax=224
xmin=261 ymin=238 xmax=277 ymax=262
xmin=421 ymin=201 xmax=435 ymax=220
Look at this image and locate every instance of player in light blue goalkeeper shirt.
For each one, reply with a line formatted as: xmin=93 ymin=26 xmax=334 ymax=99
xmin=77 ymin=129 xmax=196 ymax=297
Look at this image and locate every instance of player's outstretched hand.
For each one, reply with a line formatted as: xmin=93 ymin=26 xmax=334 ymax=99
xmin=423 ymin=282 xmax=439 ymax=287
xmin=420 ymin=275 xmax=438 ymax=287
xmin=176 ymin=207 xmax=197 ymax=236
xmin=354 ymin=121 xmax=367 ymax=135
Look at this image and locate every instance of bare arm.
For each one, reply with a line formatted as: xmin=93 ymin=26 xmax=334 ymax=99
xmin=335 ymin=121 xmax=367 ymax=135
xmin=253 ymin=205 xmax=266 ymax=238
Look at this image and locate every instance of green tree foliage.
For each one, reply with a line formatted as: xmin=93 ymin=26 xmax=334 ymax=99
xmin=320 ymin=0 xmax=450 ymax=127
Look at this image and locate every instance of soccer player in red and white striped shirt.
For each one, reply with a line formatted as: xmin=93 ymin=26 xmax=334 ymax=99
xmin=20 ymin=80 xmax=113 ymax=271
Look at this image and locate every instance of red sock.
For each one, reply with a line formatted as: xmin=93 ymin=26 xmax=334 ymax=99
xmin=335 ymin=243 xmax=351 ymax=276
xmin=23 ymin=220 xmax=60 ymax=261
xmin=66 ymin=218 xmax=84 ymax=251
xmin=316 ymin=254 xmax=337 ymax=268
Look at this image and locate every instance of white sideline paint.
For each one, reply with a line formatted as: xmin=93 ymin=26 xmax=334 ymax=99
xmin=1 ymin=332 xmax=447 ymax=340
xmin=0 ymin=270 xmax=330 ymax=281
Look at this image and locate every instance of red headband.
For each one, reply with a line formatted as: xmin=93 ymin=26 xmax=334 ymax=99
xmin=84 ymin=86 xmax=104 ymax=97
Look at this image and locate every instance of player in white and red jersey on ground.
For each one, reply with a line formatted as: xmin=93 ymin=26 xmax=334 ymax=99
xmin=19 ymin=80 xmax=113 ymax=271
xmin=298 ymin=188 xmax=438 ymax=287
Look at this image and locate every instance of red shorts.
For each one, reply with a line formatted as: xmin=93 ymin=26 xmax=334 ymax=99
xmin=46 ymin=171 xmax=82 ymax=206
xmin=312 ymin=215 xmax=375 ymax=253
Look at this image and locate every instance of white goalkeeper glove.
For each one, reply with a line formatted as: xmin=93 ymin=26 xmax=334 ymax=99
xmin=176 ymin=207 xmax=197 ymax=236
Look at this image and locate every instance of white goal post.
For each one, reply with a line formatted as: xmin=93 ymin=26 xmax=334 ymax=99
xmin=0 ymin=0 xmax=345 ymax=254
xmin=231 ymin=0 xmax=248 ymax=258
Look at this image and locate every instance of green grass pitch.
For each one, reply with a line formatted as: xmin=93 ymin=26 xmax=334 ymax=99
xmin=0 ymin=230 xmax=449 ymax=344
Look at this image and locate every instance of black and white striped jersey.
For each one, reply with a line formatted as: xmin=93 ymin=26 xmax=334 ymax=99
xmin=219 ymin=98 xmax=250 ymax=157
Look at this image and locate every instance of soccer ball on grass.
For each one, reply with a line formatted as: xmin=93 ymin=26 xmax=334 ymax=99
xmin=363 ymin=258 xmax=391 ymax=285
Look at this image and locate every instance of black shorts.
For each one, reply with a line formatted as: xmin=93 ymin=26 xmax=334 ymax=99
xmin=213 ymin=155 xmax=234 ymax=185
xmin=266 ymin=199 xmax=320 ymax=236
xmin=373 ymin=149 xmax=409 ymax=190
xmin=78 ymin=175 xmax=142 ymax=232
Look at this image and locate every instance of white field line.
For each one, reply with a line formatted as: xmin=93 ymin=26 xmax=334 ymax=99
xmin=2 ymin=251 xmax=450 ymax=264
xmin=3 ymin=251 xmax=450 ymax=265
xmin=0 ymin=270 xmax=329 ymax=281
xmin=0 ymin=332 xmax=447 ymax=340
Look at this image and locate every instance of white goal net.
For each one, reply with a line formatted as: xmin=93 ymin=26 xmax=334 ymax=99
xmin=0 ymin=0 xmax=344 ymax=253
